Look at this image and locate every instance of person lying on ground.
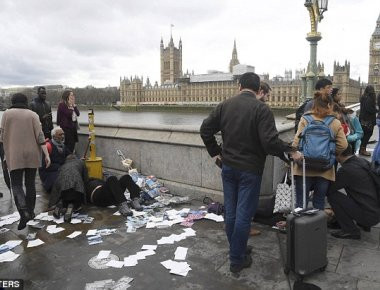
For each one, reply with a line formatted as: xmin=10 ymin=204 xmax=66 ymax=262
xmin=328 ymin=144 xmax=380 ymax=240
xmin=85 ymin=174 xmax=143 ymax=217
xmin=48 ymin=154 xmax=88 ymax=223
xmin=39 ymin=127 xmax=71 ymax=192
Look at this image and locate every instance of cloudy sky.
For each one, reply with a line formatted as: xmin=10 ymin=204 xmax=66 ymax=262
xmin=0 ymin=0 xmax=379 ymax=88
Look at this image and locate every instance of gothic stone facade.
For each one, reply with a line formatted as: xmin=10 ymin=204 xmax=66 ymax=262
xmin=120 ymin=38 xmax=362 ymax=108
xmin=369 ymin=13 xmax=380 ymax=95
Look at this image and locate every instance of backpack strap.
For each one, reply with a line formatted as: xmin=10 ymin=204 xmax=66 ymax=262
xmin=303 ymin=113 xmax=314 ymax=124
xmin=322 ymin=115 xmax=336 ymax=127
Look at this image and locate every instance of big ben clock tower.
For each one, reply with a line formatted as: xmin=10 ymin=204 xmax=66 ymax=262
xmin=369 ymin=13 xmax=380 ymax=94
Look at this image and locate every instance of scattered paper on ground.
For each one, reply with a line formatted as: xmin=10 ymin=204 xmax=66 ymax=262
xmin=86 ymin=229 xmax=97 ymax=236
xmin=0 ymin=212 xmax=20 ymax=227
xmin=141 ymin=245 xmax=157 ymax=250
xmin=0 ymin=251 xmax=20 ymax=263
xmin=97 ymin=250 xmax=111 ymax=260
xmin=67 ymin=231 xmax=82 ymax=239
xmin=204 ymin=213 xmax=224 ymax=222
xmin=27 ymin=239 xmax=44 ymax=248
xmin=174 ymin=247 xmax=188 ymax=260
xmin=85 ymin=276 xmax=133 ymax=290
xmin=106 ymin=260 xmax=124 ymax=268
xmin=46 ymin=225 xmax=65 ymax=234
xmin=161 ymin=259 xmax=191 ymax=277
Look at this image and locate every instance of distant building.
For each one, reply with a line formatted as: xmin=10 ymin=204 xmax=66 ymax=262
xmin=369 ymin=13 xmax=380 ymax=94
xmin=120 ymin=37 xmax=363 ymax=108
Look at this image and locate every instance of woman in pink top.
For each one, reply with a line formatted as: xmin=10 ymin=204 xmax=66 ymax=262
xmin=56 ymin=90 xmax=80 ymax=153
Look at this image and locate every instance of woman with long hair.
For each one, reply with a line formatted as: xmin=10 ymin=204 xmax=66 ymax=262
xmin=0 ymin=93 xmax=51 ymax=230
xmin=56 ymin=90 xmax=80 ymax=153
xmin=359 ymin=85 xmax=377 ymax=156
xmin=292 ymin=92 xmax=348 ymax=210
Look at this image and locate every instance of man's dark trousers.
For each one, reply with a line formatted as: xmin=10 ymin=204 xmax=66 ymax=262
xmin=329 ymin=190 xmax=378 ymax=234
xmin=222 ymin=164 xmax=262 ymax=265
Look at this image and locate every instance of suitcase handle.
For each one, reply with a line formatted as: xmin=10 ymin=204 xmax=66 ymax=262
xmin=290 ymin=158 xmax=307 ymax=212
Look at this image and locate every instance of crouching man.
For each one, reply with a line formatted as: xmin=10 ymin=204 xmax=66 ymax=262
xmin=328 ymin=144 xmax=380 ymax=240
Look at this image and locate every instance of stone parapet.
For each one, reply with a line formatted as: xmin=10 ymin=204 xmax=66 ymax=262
xmin=76 ymin=122 xmax=295 ymax=202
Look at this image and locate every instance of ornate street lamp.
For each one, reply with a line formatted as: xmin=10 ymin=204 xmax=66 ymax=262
xmin=301 ymin=0 xmax=329 ymax=102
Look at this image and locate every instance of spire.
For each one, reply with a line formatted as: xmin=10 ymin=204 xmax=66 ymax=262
xmin=373 ymin=13 xmax=380 ymax=36
xmin=179 ymin=37 xmax=182 ymax=49
xmin=229 ymin=39 xmax=240 ymax=73
xmin=160 ymin=37 xmax=164 ymax=48
xmin=169 ymin=24 xmax=174 ymax=46
xmin=233 ymin=39 xmax=237 ymax=55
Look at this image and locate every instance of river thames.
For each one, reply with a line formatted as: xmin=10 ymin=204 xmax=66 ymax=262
xmin=0 ymin=109 xmax=292 ymax=127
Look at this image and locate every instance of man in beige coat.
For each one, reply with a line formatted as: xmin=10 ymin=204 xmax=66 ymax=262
xmin=0 ymin=93 xmax=50 ymax=230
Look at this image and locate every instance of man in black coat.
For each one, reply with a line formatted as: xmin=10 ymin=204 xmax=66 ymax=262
xmin=328 ymin=145 xmax=380 ymax=240
xmin=30 ymin=86 xmax=53 ymax=139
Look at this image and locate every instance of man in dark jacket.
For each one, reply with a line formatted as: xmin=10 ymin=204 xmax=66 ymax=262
xmin=30 ymin=86 xmax=53 ymax=139
xmin=200 ymin=72 xmax=302 ymax=274
xmin=328 ymin=145 xmax=380 ymax=240
xmin=294 ymin=78 xmax=333 ymax=132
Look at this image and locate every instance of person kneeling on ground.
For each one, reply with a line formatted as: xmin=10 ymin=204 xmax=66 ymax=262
xmin=328 ymin=144 xmax=380 ymax=240
xmin=49 ymin=155 xmax=88 ymax=222
xmin=39 ymin=127 xmax=71 ymax=192
xmin=85 ymin=174 xmax=142 ymax=217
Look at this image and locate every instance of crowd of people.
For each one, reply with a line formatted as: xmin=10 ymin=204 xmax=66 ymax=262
xmin=0 ymin=77 xmax=379 ymax=275
xmin=200 ymin=73 xmax=380 ymax=274
xmin=0 ymin=87 xmax=143 ymax=229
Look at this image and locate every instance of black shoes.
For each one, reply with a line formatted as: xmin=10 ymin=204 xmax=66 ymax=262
xmin=130 ymin=198 xmax=142 ymax=211
xmin=230 ymin=254 xmax=252 ymax=273
xmin=64 ymin=203 xmax=74 ymax=223
xmin=53 ymin=201 xmax=63 ymax=219
xmin=118 ymin=201 xmax=133 ymax=217
xmin=327 ymin=220 xmax=341 ymax=230
xmin=331 ymin=230 xmax=361 ymax=240
xmin=357 ymin=223 xmax=371 ymax=232
xmin=18 ymin=210 xmax=31 ymax=230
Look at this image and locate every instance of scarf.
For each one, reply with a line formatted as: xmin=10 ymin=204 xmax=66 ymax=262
xmin=51 ymin=139 xmax=65 ymax=154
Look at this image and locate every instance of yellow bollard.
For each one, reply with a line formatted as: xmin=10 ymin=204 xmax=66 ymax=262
xmin=85 ymin=109 xmax=103 ymax=179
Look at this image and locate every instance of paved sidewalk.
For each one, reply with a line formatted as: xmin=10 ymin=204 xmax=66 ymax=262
xmin=0 ymin=134 xmax=379 ymax=289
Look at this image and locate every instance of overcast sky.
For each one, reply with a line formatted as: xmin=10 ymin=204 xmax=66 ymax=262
xmin=0 ymin=0 xmax=379 ymax=88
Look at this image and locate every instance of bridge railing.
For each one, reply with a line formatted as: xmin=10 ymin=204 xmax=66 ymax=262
xmin=75 ymin=103 xmax=360 ymax=202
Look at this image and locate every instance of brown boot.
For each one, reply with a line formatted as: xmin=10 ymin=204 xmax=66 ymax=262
xmin=359 ymin=147 xmax=371 ymax=156
xmin=249 ymin=228 xmax=261 ymax=236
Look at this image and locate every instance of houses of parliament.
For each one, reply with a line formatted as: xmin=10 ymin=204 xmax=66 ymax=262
xmin=120 ymin=14 xmax=380 ymax=108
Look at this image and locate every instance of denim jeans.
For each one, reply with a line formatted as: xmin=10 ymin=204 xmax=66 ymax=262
xmin=295 ymin=176 xmax=330 ymax=210
xmin=222 ymin=164 xmax=262 ymax=265
xmin=372 ymin=119 xmax=380 ymax=162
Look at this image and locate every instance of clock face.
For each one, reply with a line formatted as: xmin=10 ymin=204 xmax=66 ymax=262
xmin=375 ymin=42 xmax=380 ymax=50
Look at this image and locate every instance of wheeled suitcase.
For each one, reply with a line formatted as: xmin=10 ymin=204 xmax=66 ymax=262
xmin=284 ymin=159 xmax=328 ymax=279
